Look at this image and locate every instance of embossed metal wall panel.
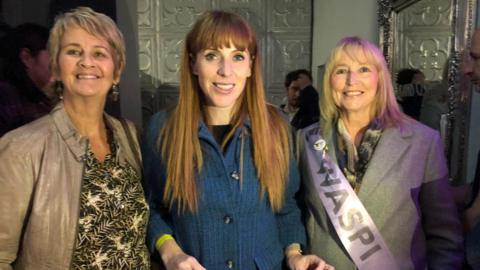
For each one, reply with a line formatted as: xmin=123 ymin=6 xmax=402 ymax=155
xmin=160 ymin=0 xmax=208 ymax=30
xmin=379 ymin=0 xmax=477 ymax=184
xmin=138 ymin=0 xmax=312 ymax=116
xmin=268 ymin=33 xmax=311 ymax=87
xmin=394 ymin=0 xmax=453 ymax=81
xmin=158 ymin=34 xmax=185 ymax=84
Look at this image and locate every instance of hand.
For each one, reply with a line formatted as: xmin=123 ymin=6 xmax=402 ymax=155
xmin=164 ymin=253 xmax=206 ymax=270
xmin=158 ymin=238 xmax=206 ymax=270
xmin=287 ymin=253 xmax=335 ymax=270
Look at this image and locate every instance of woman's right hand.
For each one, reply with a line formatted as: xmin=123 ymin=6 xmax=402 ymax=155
xmin=159 ymin=239 xmax=206 ymax=270
xmin=164 ymin=253 xmax=206 ymax=270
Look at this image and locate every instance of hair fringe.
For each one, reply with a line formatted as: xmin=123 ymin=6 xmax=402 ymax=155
xmin=320 ymin=36 xmax=409 ymax=134
xmin=158 ymin=10 xmax=290 ymax=213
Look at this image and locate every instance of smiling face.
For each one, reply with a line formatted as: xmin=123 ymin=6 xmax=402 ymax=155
xmin=56 ymin=27 xmax=116 ymax=101
xmin=193 ymin=44 xmax=252 ymax=112
xmin=330 ymin=51 xmax=379 ymax=120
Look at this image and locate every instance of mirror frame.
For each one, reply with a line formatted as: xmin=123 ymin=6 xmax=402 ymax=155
xmin=378 ymin=0 xmax=477 ymax=183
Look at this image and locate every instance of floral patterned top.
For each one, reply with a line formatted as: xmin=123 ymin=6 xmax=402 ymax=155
xmin=71 ymin=140 xmax=150 ymax=270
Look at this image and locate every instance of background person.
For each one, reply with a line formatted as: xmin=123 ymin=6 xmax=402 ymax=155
xmin=290 ymin=69 xmax=320 ymax=130
xmin=281 ymin=70 xmax=301 ymax=121
xmin=396 ymin=68 xmax=425 ymax=120
xmin=0 ymin=7 xmax=150 ymax=270
xmin=143 ymin=10 xmax=332 ymax=270
xmin=461 ymin=27 xmax=480 ymax=270
xmin=298 ymin=36 xmax=463 ymax=269
xmin=0 ymin=23 xmax=56 ymax=136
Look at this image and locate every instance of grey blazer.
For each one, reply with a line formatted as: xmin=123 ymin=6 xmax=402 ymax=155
xmin=298 ymin=120 xmax=464 ymax=270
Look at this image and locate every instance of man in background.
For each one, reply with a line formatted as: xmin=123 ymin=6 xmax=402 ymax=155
xmin=285 ymin=69 xmax=320 ymax=130
xmin=0 ymin=23 xmax=55 ymax=136
xmin=464 ymin=29 xmax=480 ymax=86
xmin=461 ymin=28 xmax=480 ymax=270
xmin=280 ymin=70 xmax=301 ymax=121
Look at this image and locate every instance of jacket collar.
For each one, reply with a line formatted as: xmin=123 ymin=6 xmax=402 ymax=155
xmin=358 ymin=123 xmax=413 ymax=198
xmin=50 ymin=102 xmax=137 ymax=170
xmin=319 ymin=118 xmax=414 ymax=198
xmin=50 ymin=102 xmax=87 ymax=161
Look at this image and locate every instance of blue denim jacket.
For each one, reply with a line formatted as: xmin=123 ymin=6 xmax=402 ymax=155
xmin=142 ymin=111 xmax=306 ymax=270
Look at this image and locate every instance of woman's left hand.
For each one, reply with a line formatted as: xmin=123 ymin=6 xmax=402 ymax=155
xmin=286 ymin=253 xmax=335 ymax=270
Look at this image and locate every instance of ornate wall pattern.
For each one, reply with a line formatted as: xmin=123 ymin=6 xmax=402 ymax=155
xmin=378 ymin=0 xmax=477 ymax=184
xmin=138 ymin=0 xmax=312 ymax=116
xmin=394 ymin=0 xmax=453 ymax=81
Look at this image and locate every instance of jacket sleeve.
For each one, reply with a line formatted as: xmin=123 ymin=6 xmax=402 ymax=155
xmin=0 ymin=136 xmax=34 ymax=270
xmin=420 ymin=132 xmax=464 ymax=269
xmin=275 ymin=150 xmax=307 ymax=249
xmin=142 ymin=112 xmax=174 ymax=253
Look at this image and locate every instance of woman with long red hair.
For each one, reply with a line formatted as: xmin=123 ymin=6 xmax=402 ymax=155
xmin=142 ymin=9 xmax=332 ymax=270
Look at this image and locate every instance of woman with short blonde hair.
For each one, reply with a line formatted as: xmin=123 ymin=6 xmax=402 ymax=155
xmin=0 ymin=7 xmax=149 ymax=270
xmin=48 ymin=6 xmax=125 ymax=81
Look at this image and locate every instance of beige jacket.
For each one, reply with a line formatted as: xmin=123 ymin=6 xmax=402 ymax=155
xmin=0 ymin=103 xmax=142 ymax=270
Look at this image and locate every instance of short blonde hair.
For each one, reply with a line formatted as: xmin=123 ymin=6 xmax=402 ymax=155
xmin=48 ymin=6 xmax=125 ymax=82
xmin=321 ymin=36 xmax=407 ymax=132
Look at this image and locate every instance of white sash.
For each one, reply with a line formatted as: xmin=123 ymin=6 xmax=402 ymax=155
xmin=303 ymin=126 xmax=399 ymax=270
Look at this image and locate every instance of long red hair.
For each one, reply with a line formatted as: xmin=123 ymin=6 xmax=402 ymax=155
xmin=158 ymin=10 xmax=290 ymax=213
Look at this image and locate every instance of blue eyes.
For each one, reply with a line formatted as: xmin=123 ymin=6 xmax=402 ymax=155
xmin=233 ymin=54 xmax=245 ymax=61
xmin=203 ymin=52 xmax=246 ymax=62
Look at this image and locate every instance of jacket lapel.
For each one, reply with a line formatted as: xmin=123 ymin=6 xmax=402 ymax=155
xmin=358 ymin=124 xmax=413 ymax=199
xmin=51 ymin=102 xmax=87 ymax=161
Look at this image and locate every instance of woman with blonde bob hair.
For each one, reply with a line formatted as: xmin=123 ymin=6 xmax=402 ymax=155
xmin=143 ymin=9 xmax=332 ymax=270
xmin=0 ymin=7 xmax=150 ymax=270
xmin=298 ymin=36 xmax=463 ymax=269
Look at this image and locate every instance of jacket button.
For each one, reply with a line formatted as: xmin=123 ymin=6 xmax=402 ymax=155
xmin=230 ymin=171 xmax=240 ymax=180
xmin=223 ymin=215 xmax=232 ymax=224
xmin=226 ymin=259 xmax=234 ymax=268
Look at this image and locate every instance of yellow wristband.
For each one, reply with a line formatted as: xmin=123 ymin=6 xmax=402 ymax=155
xmin=155 ymin=234 xmax=174 ymax=251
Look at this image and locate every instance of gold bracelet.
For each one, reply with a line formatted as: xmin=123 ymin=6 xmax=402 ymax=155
xmin=286 ymin=245 xmax=303 ymax=257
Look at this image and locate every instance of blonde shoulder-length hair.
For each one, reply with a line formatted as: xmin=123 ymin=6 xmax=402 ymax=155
xmin=159 ymin=10 xmax=290 ymax=213
xmin=321 ymin=36 xmax=408 ymax=133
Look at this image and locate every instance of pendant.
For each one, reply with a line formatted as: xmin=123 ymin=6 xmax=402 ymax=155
xmin=313 ymin=139 xmax=326 ymax=151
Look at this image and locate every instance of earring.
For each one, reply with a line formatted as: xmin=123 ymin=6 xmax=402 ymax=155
xmin=110 ymin=83 xmax=119 ymax=101
xmin=55 ymin=81 xmax=64 ymax=100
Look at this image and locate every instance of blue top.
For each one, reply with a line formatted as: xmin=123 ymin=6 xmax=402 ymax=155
xmin=142 ymin=111 xmax=306 ymax=270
